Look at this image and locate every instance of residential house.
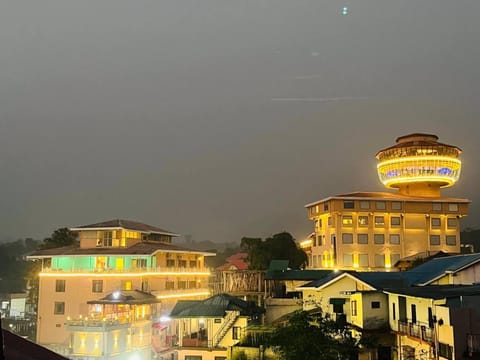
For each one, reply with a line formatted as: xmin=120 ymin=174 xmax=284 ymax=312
xmin=161 ymin=293 xmax=264 ymax=360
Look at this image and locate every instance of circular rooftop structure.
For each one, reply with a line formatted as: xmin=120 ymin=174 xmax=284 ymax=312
xmin=376 ymin=133 xmax=462 ymax=190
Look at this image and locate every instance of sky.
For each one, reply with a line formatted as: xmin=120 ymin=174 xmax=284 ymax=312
xmin=1 ymin=0 xmax=480 ymax=243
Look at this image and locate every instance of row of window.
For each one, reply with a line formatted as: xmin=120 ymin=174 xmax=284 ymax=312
xmin=316 ymin=215 xmax=458 ymax=229
xmin=430 ymin=235 xmax=457 ymax=246
xmin=341 ymin=233 xmax=400 ymax=245
xmin=341 ymin=253 xmax=399 ymax=268
xmin=311 ymin=201 xmax=459 ymax=215
xmin=351 ymin=300 xmax=380 ymax=316
xmin=55 ymin=278 xmax=203 ymax=293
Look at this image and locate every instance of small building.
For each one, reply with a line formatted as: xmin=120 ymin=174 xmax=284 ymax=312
xmin=162 ymin=293 xmax=264 ymax=360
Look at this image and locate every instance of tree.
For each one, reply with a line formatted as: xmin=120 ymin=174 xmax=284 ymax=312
xmin=267 ymin=310 xmax=361 ymax=360
xmin=241 ymin=232 xmax=307 ymax=270
xmin=40 ymin=227 xmax=77 ymax=249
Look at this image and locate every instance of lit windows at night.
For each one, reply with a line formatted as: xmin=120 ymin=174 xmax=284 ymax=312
xmin=448 ymin=203 xmax=459 ymax=212
xmin=343 ymin=254 xmax=353 ymax=267
xmin=358 ymin=216 xmax=368 ymax=227
xmin=432 ymin=203 xmax=442 ymax=211
xmin=358 ymin=254 xmax=369 ymax=267
xmin=391 ymin=201 xmax=402 ymax=210
xmin=342 ymin=215 xmax=353 ymax=226
xmin=375 ymin=216 xmax=385 ymax=227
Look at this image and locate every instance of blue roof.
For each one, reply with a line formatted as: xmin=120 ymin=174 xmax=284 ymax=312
xmin=407 ymin=253 xmax=480 ymax=285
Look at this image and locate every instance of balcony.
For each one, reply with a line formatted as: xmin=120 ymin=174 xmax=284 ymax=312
xmin=397 ymin=321 xmax=433 ymax=343
xmin=66 ymin=318 xmax=131 ymax=331
xmin=40 ymin=266 xmax=211 ymax=275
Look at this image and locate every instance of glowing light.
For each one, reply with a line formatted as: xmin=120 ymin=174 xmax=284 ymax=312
xmin=39 ymin=270 xmax=211 ymax=277
xmin=160 ymin=315 xmax=171 ymax=322
xmin=299 ymin=239 xmax=313 ymax=248
xmin=156 ymin=291 xmax=210 ymax=300
xmin=342 ymin=6 xmax=348 ymax=15
xmin=113 ymin=291 xmax=120 ymax=299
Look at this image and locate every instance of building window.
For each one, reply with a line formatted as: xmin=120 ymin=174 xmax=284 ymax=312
xmin=432 ymin=202 xmax=442 ymax=211
xmin=376 ymin=201 xmax=386 ymax=210
xmin=55 ymin=279 xmax=65 ymax=292
xmin=133 ymin=258 xmax=147 ymax=268
xmin=392 ymin=303 xmax=396 ymax=320
xmin=448 ymin=203 xmax=459 ymax=212
xmin=359 ymin=201 xmax=370 ymax=210
xmin=342 ymin=215 xmax=353 ymax=226
xmin=431 ymin=218 xmax=441 ymax=228
xmin=375 ymin=254 xmax=385 ymax=267
xmin=374 ymin=216 xmax=385 ymax=227
xmin=342 ymin=233 xmax=353 ymax=244
xmin=328 ymin=216 xmax=332 ymax=226
xmin=389 ymin=234 xmax=400 ymax=245
xmin=391 ymin=201 xmax=402 ymax=210
xmin=324 ymin=203 xmax=329 ymax=211
xmin=166 ymin=281 xmax=175 ymax=290
xmin=430 ymin=235 xmax=441 ymax=245
xmin=190 ymin=260 xmax=197 ymax=268
xmin=371 ymin=301 xmax=380 ymax=309
xmin=92 ymin=280 xmax=103 ymax=293
xmin=358 ymin=254 xmax=369 ymax=267
xmin=166 ymin=259 xmax=175 ymax=267
xmin=344 ymin=200 xmax=354 ymax=209
xmin=411 ymin=304 xmax=417 ymax=323
xmin=358 ymin=216 xmax=368 ymax=227
xmin=95 ymin=257 xmax=107 ymax=270
xmin=446 ymin=235 xmax=456 ymax=246
xmin=374 ymin=234 xmax=385 ymax=244
xmin=121 ymin=280 xmax=132 ymax=290
xmin=178 ymin=280 xmax=187 ymax=289
xmin=188 ymin=280 xmax=197 ymax=289
xmin=357 ymin=234 xmax=368 ymax=244
xmin=390 ymin=217 xmax=401 ymax=226
xmin=343 ymin=254 xmax=353 ymax=267
xmin=178 ymin=260 xmax=187 ymax=268
xmin=185 ymin=356 xmax=203 ymax=360
xmin=101 ymin=231 xmax=113 ymax=247
xmin=232 ymin=327 xmax=241 ymax=340
xmin=447 ymin=218 xmax=457 ymax=228
xmin=438 ymin=343 xmax=453 ymax=360
xmin=351 ymin=300 xmax=357 ymax=316
xmin=54 ymin=302 xmax=65 ymax=315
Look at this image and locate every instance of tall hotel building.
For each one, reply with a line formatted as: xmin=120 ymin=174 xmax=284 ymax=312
xmin=28 ymin=219 xmax=214 ymax=354
xmin=303 ymin=134 xmax=469 ymax=271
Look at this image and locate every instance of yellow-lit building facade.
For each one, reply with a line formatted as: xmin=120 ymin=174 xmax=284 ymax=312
xmin=303 ymin=134 xmax=469 ymax=271
xmin=28 ymin=219 xmax=214 ymax=354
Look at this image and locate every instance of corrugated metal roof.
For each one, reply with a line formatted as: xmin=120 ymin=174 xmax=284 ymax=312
xmin=169 ymin=293 xmax=264 ymax=318
xmin=87 ymin=290 xmax=160 ymax=305
xmin=384 ymin=285 xmax=480 ymax=299
xmin=70 ymin=219 xmax=179 ymax=236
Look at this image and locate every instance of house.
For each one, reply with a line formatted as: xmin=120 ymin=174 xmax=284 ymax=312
xmin=27 ymin=219 xmax=215 ymax=353
xmin=385 ymin=285 xmax=480 ymax=360
xmin=215 ymin=253 xmax=249 ymax=271
xmin=161 ymin=293 xmax=264 ymax=360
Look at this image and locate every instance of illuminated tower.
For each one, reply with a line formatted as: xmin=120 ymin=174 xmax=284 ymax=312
xmin=304 ymin=133 xmax=469 ymax=271
xmin=376 ymin=133 xmax=462 ymax=197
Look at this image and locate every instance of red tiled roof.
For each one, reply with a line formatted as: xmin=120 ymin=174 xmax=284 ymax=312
xmin=216 ymin=252 xmax=249 ymax=270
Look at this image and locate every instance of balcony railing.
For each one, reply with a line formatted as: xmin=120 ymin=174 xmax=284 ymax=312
xmin=66 ymin=318 xmax=131 ymax=330
xmin=397 ymin=321 xmax=433 ymax=343
xmin=41 ymin=266 xmax=211 ymax=274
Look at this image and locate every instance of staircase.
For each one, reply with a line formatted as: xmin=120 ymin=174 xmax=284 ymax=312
xmin=211 ymin=310 xmax=240 ymax=348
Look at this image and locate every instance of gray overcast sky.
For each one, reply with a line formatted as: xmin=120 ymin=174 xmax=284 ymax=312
xmin=1 ymin=0 xmax=480 ymax=243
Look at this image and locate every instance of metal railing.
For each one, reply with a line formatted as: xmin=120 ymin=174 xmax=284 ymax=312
xmin=397 ymin=321 xmax=433 ymax=343
xmin=41 ymin=266 xmax=210 ymax=274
